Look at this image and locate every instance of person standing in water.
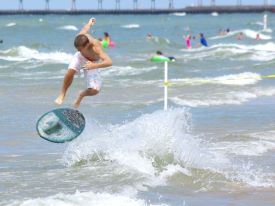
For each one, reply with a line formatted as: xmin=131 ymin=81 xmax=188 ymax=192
xmin=236 ymin=32 xmax=245 ymax=40
xmin=185 ymin=35 xmax=191 ymax=49
xmin=146 ymin=33 xmax=153 ymax=40
xmin=103 ymin=32 xmax=111 ymax=43
xmin=103 ymin=32 xmax=115 ymax=48
xmin=55 ymin=18 xmax=112 ymax=108
xmin=199 ymin=33 xmax=208 ymax=47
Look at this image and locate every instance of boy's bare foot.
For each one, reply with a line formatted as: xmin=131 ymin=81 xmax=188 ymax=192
xmin=55 ymin=95 xmax=64 ymax=105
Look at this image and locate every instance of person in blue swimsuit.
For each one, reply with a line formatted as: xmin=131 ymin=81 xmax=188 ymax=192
xmin=199 ymin=33 xmax=208 ymax=47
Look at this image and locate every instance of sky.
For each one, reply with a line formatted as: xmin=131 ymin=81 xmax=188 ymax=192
xmin=0 ymin=0 xmax=272 ymax=10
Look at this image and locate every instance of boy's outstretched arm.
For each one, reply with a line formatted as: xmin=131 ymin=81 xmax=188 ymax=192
xmin=78 ymin=18 xmax=96 ymax=35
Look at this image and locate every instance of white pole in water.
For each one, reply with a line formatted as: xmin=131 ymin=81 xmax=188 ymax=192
xmin=164 ymin=61 xmax=168 ymax=111
xmin=263 ymin=14 xmax=268 ymax=31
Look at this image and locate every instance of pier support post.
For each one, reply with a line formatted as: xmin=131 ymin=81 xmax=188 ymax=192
xmin=115 ymin=0 xmax=120 ymax=10
xmin=71 ymin=0 xmax=76 ymax=11
xmin=133 ymin=0 xmax=138 ymax=10
xmin=19 ymin=0 xmax=23 ymax=11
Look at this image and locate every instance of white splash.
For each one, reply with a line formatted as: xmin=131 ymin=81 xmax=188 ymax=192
xmin=63 ymin=108 xmax=225 ymax=174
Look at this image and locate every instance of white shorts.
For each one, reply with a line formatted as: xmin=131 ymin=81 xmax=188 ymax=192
xmin=68 ymin=52 xmax=102 ymax=91
xmin=84 ymin=70 xmax=102 ymax=91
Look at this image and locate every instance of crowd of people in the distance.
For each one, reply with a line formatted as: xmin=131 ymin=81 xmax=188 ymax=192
xmin=183 ymin=28 xmax=263 ymax=49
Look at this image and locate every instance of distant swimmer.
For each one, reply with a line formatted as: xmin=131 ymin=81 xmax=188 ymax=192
xmin=218 ymin=28 xmax=224 ymax=35
xmin=199 ymin=33 xmax=208 ymax=47
xmin=55 ymin=17 xmax=112 ymax=108
xmin=185 ymin=35 xmax=191 ymax=49
xmin=0 ymin=40 xmax=3 ymax=43
xmin=146 ymin=33 xmax=153 ymax=40
xmin=219 ymin=28 xmax=230 ymax=36
xmin=103 ymin=32 xmax=111 ymax=43
xmin=102 ymin=32 xmax=115 ymax=48
xmin=184 ymin=26 xmax=190 ymax=32
xmin=236 ymin=32 xmax=245 ymax=40
xmin=155 ymin=51 xmax=175 ymax=62
xmin=226 ymin=28 xmax=230 ymax=34
xmin=256 ymin=33 xmax=261 ymax=40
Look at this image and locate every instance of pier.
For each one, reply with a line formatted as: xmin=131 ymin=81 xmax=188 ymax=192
xmin=0 ymin=6 xmax=275 ymax=15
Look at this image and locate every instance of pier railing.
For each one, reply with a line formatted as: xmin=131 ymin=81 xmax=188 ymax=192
xmin=0 ymin=6 xmax=275 ymax=15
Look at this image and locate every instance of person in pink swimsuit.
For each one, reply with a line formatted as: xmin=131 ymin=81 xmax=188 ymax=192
xmin=185 ymin=35 xmax=191 ymax=49
xmin=104 ymin=32 xmax=116 ymax=48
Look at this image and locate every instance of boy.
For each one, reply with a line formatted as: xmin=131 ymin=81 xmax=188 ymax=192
xmin=55 ymin=18 xmax=112 ymax=108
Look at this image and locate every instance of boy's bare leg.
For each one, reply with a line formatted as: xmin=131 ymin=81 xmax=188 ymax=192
xmin=73 ymin=88 xmax=99 ymax=108
xmin=55 ymin=69 xmax=76 ymax=105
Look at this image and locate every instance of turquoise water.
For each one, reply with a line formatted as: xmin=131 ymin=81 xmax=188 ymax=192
xmin=0 ymin=13 xmax=275 ymax=205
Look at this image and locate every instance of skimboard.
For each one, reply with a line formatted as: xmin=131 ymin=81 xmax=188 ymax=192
xmin=36 ymin=108 xmax=85 ymax=143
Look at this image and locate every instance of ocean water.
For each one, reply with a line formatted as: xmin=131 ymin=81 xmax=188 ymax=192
xmin=0 ymin=13 xmax=275 ymax=206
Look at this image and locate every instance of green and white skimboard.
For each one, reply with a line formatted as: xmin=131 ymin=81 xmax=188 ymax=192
xmin=36 ymin=108 xmax=85 ymax=143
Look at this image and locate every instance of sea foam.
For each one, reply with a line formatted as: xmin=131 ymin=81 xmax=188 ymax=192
xmin=180 ymin=42 xmax=275 ymax=62
xmin=121 ymin=24 xmax=140 ymax=29
xmin=171 ymin=87 xmax=275 ymax=107
xmin=6 ymin=191 xmax=152 ymax=206
xmin=210 ymin=29 xmax=272 ymax=40
xmin=0 ymin=46 xmax=72 ymax=64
